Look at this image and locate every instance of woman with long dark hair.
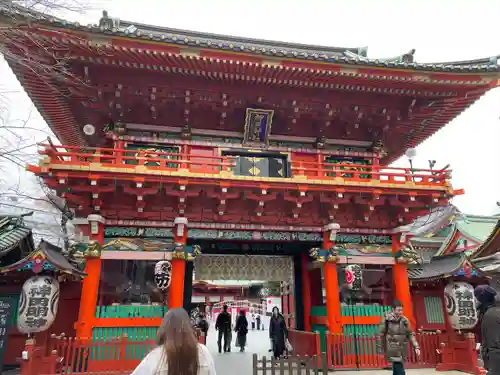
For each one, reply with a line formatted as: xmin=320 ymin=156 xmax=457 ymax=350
xmin=269 ymin=306 xmax=288 ymax=359
xmin=131 ymin=308 xmax=217 ymax=375
xmin=234 ymin=309 xmax=248 ymax=352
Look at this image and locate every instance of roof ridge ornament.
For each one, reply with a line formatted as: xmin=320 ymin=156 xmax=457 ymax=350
xmin=99 ymin=10 xmax=120 ymax=31
xmin=344 ymin=48 xmax=416 ymax=64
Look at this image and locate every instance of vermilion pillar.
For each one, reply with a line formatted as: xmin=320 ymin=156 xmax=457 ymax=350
xmin=392 ymin=231 xmax=415 ymax=328
xmin=168 ymin=217 xmax=188 ymax=309
xmin=323 ymin=223 xmax=342 ymax=334
xmin=75 ymin=214 xmax=104 ymax=339
xmin=301 ymin=253 xmax=312 ymax=331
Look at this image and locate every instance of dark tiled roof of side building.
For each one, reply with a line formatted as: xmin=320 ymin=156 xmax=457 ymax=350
xmin=407 ymin=252 xmax=478 ymax=280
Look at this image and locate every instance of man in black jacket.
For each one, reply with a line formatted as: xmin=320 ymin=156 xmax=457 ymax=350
xmin=215 ymin=305 xmax=232 ymax=353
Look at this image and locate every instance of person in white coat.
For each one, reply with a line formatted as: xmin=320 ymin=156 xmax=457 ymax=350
xmin=131 ymin=308 xmax=217 ymax=375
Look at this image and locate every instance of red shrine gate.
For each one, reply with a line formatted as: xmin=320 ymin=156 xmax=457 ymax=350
xmin=2 ymin=1 xmax=497 ymax=374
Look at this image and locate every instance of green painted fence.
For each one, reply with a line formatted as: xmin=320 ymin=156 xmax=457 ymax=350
xmin=91 ymin=327 xmax=158 ymax=360
xmin=311 ymin=304 xmax=391 ymax=319
xmin=311 ymin=304 xmax=392 ymax=352
xmin=341 ymin=304 xmax=392 ymax=318
xmin=91 ymin=305 xmax=167 ymax=361
xmin=95 ymin=305 xmax=167 ymax=318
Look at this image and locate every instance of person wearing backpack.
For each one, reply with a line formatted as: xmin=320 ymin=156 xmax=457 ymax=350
xmin=378 ymin=300 xmax=420 ymax=375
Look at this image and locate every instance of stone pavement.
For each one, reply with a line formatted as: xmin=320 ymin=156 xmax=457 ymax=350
xmin=206 ymin=326 xmax=271 ymax=375
xmin=204 ymin=325 xmax=465 ymax=375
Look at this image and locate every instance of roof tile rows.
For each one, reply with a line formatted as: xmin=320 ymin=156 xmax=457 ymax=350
xmin=1 ymin=4 xmax=499 ymax=74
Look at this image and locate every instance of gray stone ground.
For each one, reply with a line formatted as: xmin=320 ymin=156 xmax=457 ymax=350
xmin=205 ymin=325 xmax=466 ymax=375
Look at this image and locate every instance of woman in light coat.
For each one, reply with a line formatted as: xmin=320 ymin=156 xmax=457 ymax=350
xmin=131 ymin=308 xmax=217 ymax=375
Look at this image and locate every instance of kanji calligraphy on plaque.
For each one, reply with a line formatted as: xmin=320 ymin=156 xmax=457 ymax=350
xmin=17 ymin=276 xmax=60 ymax=334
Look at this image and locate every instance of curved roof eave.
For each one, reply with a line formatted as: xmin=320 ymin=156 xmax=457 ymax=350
xmin=434 ymin=224 xmax=459 ymax=257
xmin=472 ymin=219 xmax=500 ymax=259
xmin=1 ymin=5 xmax=499 ymax=74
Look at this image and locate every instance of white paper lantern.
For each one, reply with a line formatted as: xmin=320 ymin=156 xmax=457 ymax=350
xmin=154 ymin=260 xmax=172 ymax=290
xmin=17 ymin=276 xmax=60 ymax=334
xmin=345 ymin=265 xmax=363 ymax=290
xmin=444 ymin=281 xmax=478 ymax=330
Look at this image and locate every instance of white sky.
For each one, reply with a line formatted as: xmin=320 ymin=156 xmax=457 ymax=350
xmin=1 ymin=0 xmax=499 ymax=220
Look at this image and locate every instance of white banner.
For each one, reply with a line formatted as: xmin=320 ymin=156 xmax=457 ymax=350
xmin=266 ymin=296 xmax=282 ymax=313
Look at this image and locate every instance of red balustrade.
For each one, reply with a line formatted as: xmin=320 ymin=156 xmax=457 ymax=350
xmin=35 ymin=144 xmax=451 ymax=188
xmin=18 ymin=330 xmax=483 ymax=375
xmin=287 ymin=329 xmax=319 ymax=357
xmin=20 ymin=331 xmax=207 ymax=375
xmin=323 ymin=331 xmax=446 ymax=371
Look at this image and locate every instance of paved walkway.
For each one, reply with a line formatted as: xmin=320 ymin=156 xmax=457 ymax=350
xmin=205 ymin=326 xmax=465 ymax=375
xmin=206 ymin=326 xmax=270 ymax=375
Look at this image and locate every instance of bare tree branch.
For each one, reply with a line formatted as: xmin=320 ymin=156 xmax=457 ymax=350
xmin=0 ymin=0 xmax=103 ymax=245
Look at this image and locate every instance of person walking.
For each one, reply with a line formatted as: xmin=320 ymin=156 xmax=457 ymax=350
xmin=378 ymin=300 xmax=420 ymax=375
xmin=475 ymin=285 xmax=500 ymax=374
xmin=131 ymin=308 xmax=216 ymax=375
xmin=235 ymin=310 xmax=249 ymax=352
xmin=269 ymin=306 xmax=288 ymax=359
xmin=196 ymin=313 xmax=209 ymax=345
xmin=256 ymin=314 xmax=261 ymax=330
xmin=251 ymin=313 xmax=256 ymax=330
xmin=215 ymin=305 xmax=232 ymax=353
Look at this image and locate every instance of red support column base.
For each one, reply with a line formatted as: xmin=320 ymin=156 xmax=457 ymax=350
xmin=168 ymin=258 xmax=186 ymax=309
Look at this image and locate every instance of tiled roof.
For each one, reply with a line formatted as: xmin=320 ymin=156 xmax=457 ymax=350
xmin=457 ymin=216 xmax=499 ymax=243
xmin=0 ymin=240 xmax=86 ymax=277
xmin=1 ymin=4 xmax=499 ymax=73
xmin=472 ymin=219 xmax=500 ymax=259
xmin=0 ymin=216 xmax=33 ymax=255
xmin=408 ymin=252 xmax=481 ymax=280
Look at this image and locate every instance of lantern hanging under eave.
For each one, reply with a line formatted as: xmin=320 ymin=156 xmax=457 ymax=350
xmin=17 ymin=276 xmax=60 ymax=334
xmin=154 ymin=260 xmax=172 ymax=290
xmin=345 ymin=265 xmax=363 ymax=290
xmin=444 ymin=281 xmax=478 ymax=330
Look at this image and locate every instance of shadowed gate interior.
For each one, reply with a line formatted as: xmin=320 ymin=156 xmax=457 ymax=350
xmin=184 ymin=240 xmax=312 ymax=330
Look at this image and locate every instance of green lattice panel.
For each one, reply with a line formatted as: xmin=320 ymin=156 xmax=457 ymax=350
xmin=424 ymin=296 xmax=445 ymax=324
xmin=342 ymin=324 xmax=380 ymax=355
xmin=341 ymin=304 xmax=391 ymax=318
xmin=91 ymin=327 xmax=158 ymax=361
xmin=311 ymin=304 xmax=391 ymax=318
xmin=95 ymin=305 xmax=167 ymax=318
xmin=310 ymin=305 xmax=391 ymax=353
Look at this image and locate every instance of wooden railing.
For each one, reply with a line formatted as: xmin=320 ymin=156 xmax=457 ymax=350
xmin=18 ymin=331 xmax=482 ymax=375
xmin=20 ymin=332 xmax=206 ymax=375
xmin=287 ymin=329 xmax=320 ymax=357
xmin=36 ymin=144 xmax=451 ymax=188
xmin=324 ymin=331 xmax=441 ymax=369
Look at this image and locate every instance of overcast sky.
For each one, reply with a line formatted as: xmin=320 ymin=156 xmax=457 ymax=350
xmin=1 ymin=0 xmax=499 ymax=218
